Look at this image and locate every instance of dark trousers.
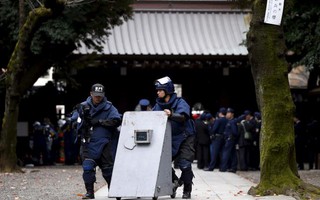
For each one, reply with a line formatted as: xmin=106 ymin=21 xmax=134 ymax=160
xmin=172 ymin=136 xmax=195 ymax=187
xmin=220 ymin=138 xmax=235 ymax=171
xmin=238 ymin=145 xmax=251 ymax=171
xmin=196 ymin=143 xmax=210 ymax=169
xmin=81 ymin=142 xmax=114 ymax=185
xmin=229 ymin=145 xmax=238 ymax=171
xmin=250 ymin=142 xmax=260 ymax=170
xmin=208 ymin=136 xmax=224 ymax=170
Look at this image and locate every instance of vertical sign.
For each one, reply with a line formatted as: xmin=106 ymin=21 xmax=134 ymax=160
xmin=264 ymin=0 xmax=285 ymax=26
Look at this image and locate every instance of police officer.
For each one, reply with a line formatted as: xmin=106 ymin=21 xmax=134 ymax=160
xmin=71 ymin=83 xmax=122 ymax=199
xmin=135 ymin=98 xmax=152 ymax=111
xmin=152 ymin=76 xmax=195 ymax=199
xmin=220 ymin=108 xmax=239 ymax=172
xmin=238 ymin=110 xmax=257 ymax=171
xmin=32 ymin=121 xmax=49 ymax=165
xmin=205 ymin=107 xmax=228 ymax=171
xmin=252 ymin=112 xmax=261 ymax=170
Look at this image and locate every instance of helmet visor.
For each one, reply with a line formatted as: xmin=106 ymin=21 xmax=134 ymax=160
xmin=156 ymin=76 xmax=171 ymax=85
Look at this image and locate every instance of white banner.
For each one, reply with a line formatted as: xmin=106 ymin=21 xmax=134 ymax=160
xmin=264 ymin=0 xmax=285 ymax=26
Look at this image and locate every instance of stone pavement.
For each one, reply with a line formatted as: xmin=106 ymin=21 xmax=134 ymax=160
xmin=94 ymin=163 xmax=295 ymax=200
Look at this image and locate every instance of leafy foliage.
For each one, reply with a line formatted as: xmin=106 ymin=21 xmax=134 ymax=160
xmin=283 ymin=0 xmax=320 ymax=69
xmin=0 ymin=0 xmax=19 ymax=68
xmin=0 ymin=0 xmax=133 ymax=68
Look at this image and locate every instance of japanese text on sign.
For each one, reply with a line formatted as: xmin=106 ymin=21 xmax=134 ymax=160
xmin=264 ymin=0 xmax=284 ymax=26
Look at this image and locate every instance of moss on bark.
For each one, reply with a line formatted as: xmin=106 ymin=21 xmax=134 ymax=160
xmin=246 ymin=0 xmax=320 ymax=199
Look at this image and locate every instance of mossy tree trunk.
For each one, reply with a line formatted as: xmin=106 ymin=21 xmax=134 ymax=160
xmin=0 ymin=1 xmax=62 ymax=172
xmin=247 ymin=0 xmax=320 ymax=199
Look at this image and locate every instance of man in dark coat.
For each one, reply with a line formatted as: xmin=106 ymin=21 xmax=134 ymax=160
xmin=195 ymin=112 xmax=211 ymax=170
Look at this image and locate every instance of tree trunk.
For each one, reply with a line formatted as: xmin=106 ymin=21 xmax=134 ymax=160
xmin=0 ymin=88 xmax=21 ymax=172
xmin=247 ymin=0 xmax=320 ymax=198
xmin=0 ymin=5 xmax=53 ymax=172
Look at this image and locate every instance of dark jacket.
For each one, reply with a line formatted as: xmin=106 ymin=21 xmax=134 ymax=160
xmin=238 ymin=118 xmax=256 ymax=147
xmin=71 ymin=96 xmax=121 ymax=159
xmin=195 ymin=117 xmax=210 ymax=145
xmin=153 ymin=93 xmax=195 ymax=156
xmin=209 ymin=117 xmax=228 ymax=137
xmin=224 ymin=118 xmax=238 ymax=139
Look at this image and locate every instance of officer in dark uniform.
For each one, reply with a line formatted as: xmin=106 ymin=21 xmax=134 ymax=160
xmin=135 ymin=98 xmax=152 ymax=111
xmin=71 ymin=83 xmax=122 ymax=199
xmin=252 ymin=112 xmax=261 ymax=170
xmin=205 ymin=107 xmax=228 ymax=171
xmin=32 ymin=121 xmax=49 ymax=165
xmin=152 ymin=76 xmax=195 ymax=199
xmin=60 ymin=118 xmax=78 ymax=165
xmin=220 ymin=108 xmax=239 ymax=172
xmin=238 ymin=110 xmax=257 ymax=171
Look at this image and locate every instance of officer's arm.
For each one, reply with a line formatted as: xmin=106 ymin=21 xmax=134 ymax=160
xmin=169 ymin=113 xmax=186 ymax=123
xmin=99 ymin=118 xmax=121 ymax=127
xmin=68 ymin=111 xmax=79 ymax=122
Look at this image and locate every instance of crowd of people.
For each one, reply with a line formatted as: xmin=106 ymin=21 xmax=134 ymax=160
xmin=193 ymin=107 xmax=261 ymax=173
xmin=193 ymin=107 xmax=320 ymax=173
xmin=27 ymin=117 xmax=80 ymax=166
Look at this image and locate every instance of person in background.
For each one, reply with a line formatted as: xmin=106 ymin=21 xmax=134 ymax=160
xmin=242 ymin=110 xmax=257 ymax=170
xmin=43 ymin=117 xmax=58 ymax=165
xmin=135 ymin=98 xmax=152 ymax=111
xmin=236 ymin=114 xmax=249 ymax=171
xmin=205 ymin=107 xmax=228 ymax=171
xmin=195 ymin=111 xmax=211 ymax=170
xmin=251 ymin=111 xmax=261 ymax=170
xmin=152 ymin=76 xmax=195 ymax=199
xmin=32 ymin=121 xmax=49 ymax=165
xmin=203 ymin=113 xmax=216 ymax=164
xmin=70 ymin=83 xmax=122 ymax=199
xmin=294 ymin=114 xmax=307 ymax=170
xmin=60 ymin=118 xmax=79 ymax=165
xmin=220 ymin=107 xmax=238 ymax=172
xmin=306 ymin=117 xmax=320 ymax=169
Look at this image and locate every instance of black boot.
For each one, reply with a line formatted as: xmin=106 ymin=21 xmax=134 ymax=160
xmin=82 ymin=193 xmax=94 ymax=199
xmin=171 ymin=168 xmax=183 ymax=198
xmin=182 ymin=183 xmax=192 ymax=199
xmin=83 ymin=183 xmax=95 ymax=199
xmin=171 ymin=179 xmax=183 ymax=198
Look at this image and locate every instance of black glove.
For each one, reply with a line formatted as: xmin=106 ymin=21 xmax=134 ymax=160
xmin=90 ymin=118 xmax=100 ymax=126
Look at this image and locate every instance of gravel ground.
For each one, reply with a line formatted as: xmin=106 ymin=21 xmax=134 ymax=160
xmin=0 ymin=164 xmax=106 ymax=200
xmin=1 ymin=164 xmax=320 ymax=200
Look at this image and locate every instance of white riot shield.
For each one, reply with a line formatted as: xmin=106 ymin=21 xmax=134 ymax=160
xmin=108 ymin=111 xmax=172 ymax=199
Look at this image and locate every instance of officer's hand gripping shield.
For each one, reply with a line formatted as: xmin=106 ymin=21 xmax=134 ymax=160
xmin=108 ymin=111 xmax=172 ymax=199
